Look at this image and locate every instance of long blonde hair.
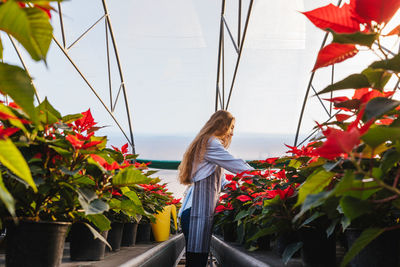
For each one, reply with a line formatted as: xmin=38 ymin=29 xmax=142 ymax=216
xmin=178 ymin=110 xmax=235 ymax=185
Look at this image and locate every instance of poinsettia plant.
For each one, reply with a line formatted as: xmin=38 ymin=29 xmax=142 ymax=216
xmin=295 ymin=0 xmax=400 ymax=265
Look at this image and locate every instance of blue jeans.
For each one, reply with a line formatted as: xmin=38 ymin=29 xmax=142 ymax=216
xmin=181 ymin=208 xmax=191 ymax=246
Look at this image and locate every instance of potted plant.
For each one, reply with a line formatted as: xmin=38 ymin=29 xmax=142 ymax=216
xmin=293 ymin=1 xmax=400 ymax=266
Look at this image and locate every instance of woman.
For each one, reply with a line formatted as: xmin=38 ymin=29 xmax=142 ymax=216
xmin=178 ymin=110 xmax=253 ymax=267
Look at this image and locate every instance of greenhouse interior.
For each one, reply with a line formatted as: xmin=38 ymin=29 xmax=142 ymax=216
xmin=1 ymin=0 xmax=400 ymax=266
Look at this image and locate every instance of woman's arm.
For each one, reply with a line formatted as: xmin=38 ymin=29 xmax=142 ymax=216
xmin=205 ymin=138 xmax=254 ymax=174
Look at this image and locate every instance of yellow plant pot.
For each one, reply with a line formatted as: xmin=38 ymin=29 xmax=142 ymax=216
xmin=151 ymin=205 xmax=177 ymax=242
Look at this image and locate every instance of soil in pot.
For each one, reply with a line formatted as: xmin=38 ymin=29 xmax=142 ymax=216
xmin=300 ymin=227 xmax=336 ymax=267
xmin=121 ymin=222 xmax=138 ymax=247
xmin=345 ymin=228 xmax=400 ymax=267
xmin=6 ymin=220 xmax=70 ymax=267
xmin=136 ymin=222 xmax=152 ymax=243
xmin=106 ymin=222 xmax=124 ymax=252
xmin=69 ymin=222 xmax=108 ymax=261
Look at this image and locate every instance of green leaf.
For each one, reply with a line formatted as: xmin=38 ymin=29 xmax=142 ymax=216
xmin=362 ymin=126 xmax=400 ymax=148
xmin=121 ymin=199 xmax=144 ymax=216
xmin=234 ymin=210 xmax=250 ymax=221
xmin=340 ymin=196 xmax=371 ymax=221
xmin=0 ymin=35 xmax=3 ymax=60
xmin=0 ymin=173 xmax=15 ymax=217
xmin=331 ymin=31 xmax=378 ymax=47
xmin=317 ymin=74 xmax=370 ymax=95
xmin=326 ymin=218 xmax=339 ymax=237
xmin=294 ymin=191 xmax=331 ymax=221
xmin=112 ymin=167 xmax=151 ymax=186
xmin=36 ymin=97 xmax=61 ymax=125
xmin=295 ymin=169 xmax=335 ymax=207
xmin=0 ymin=63 xmax=37 ymax=124
xmin=282 ymin=242 xmax=303 ymax=265
xmin=49 ymin=145 xmax=72 ymax=157
xmin=340 ymin=228 xmax=384 ymax=267
xmin=0 ymin=138 xmax=36 ymax=191
xmin=86 ymin=214 xmax=111 ymax=231
xmin=61 ymin=113 xmax=83 ymax=123
xmin=0 ymin=104 xmax=27 ymax=132
xmin=123 ymin=190 xmax=142 ymax=207
xmin=82 ymin=222 xmax=111 ymax=249
xmin=361 ymin=68 xmax=392 ymax=91
xmin=247 ymin=226 xmax=277 ymax=242
xmin=369 ymin=54 xmax=400 ymax=72
xmin=0 ymin=1 xmax=52 ymax=61
xmin=299 ymin=211 xmax=323 ymax=227
xmin=364 ymin=97 xmax=400 ymax=122
xmin=289 ymin=159 xmax=302 ymax=169
xmin=86 ymin=199 xmax=109 ymax=215
xmin=23 ymin=7 xmax=53 ymax=60
xmin=381 ymin=149 xmax=400 ymax=173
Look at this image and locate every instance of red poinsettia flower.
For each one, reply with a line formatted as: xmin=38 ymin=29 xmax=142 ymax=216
xmin=225 ymin=174 xmax=235 ymax=181
xmin=0 ymin=126 xmax=19 ymax=140
xmin=353 ymin=0 xmax=400 ymax=24
xmin=90 ymin=154 xmax=120 ymax=171
xmin=313 ymin=109 xmax=373 ymax=159
xmin=166 ymin=198 xmax=182 ymax=205
xmin=236 ymin=195 xmax=252 ymax=202
xmin=266 ymin=186 xmax=295 ymax=200
xmin=302 ymin=3 xmax=362 ymax=33
xmin=74 ymin=109 xmax=97 ymax=133
xmin=273 ymin=169 xmax=287 ymax=180
xmin=260 ymin=157 xmax=279 ymax=164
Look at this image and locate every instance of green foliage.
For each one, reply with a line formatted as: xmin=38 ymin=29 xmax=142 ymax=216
xmin=0 ymin=0 xmax=52 ymax=61
xmin=295 ymin=169 xmax=334 ymax=206
xmin=318 ymin=74 xmax=370 ymax=95
xmin=0 ymin=63 xmax=38 ymax=124
xmin=331 ymin=31 xmax=378 ymax=47
xmin=0 ymin=138 xmax=36 ymax=191
xmin=341 ymin=228 xmax=384 ymax=267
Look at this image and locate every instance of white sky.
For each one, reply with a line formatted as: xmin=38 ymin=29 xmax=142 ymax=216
xmin=2 ymin=0 xmax=400 ymax=148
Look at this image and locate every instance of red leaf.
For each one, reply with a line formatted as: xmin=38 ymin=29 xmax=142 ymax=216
xmin=236 ymin=195 xmax=252 ymax=202
xmin=313 ymin=128 xmax=360 ymax=159
xmin=323 ymin=96 xmax=350 ymax=104
xmin=303 ymin=3 xmax=361 ymax=33
xmin=313 ymin=43 xmax=358 ymax=72
xmin=121 ymin=143 xmax=129 ymax=154
xmin=74 ymin=109 xmax=97 ymax=132
xmin=336 ymin=114 xmax=352 ymax=122
xmin=0 ymin=127 xmax=19 ymax=139
xmin=66 ymin=134 xmax=84 ymax=149
xmin=355 ymin=0 xmax=400 ymax=24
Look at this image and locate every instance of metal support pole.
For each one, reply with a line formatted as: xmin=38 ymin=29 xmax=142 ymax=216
xmin=102 ymin=0 xmax=136 ymax=154
xmin=215 ymin=0 xmax=226 ymax=111
xmin=225 ymin=0 xmax=254 ymax=110
xmin=57 ymin=2 xmax=67 ymax=49
xmin=53 ymin=37 xmax=133 ymax=148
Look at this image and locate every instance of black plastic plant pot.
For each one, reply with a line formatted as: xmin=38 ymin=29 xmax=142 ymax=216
xmin=274 ymin=231 xmax=300 ymax=257
xmin=121 ymin=222 xmax=138 ymax=247
xmin=222 ymin=223 xmax=237 ymax=243
xmin=257 ymin=235 xmax=271 ymax=251
xmin=106 ymin=222 xmax=124 ymax=252
xmin=345 ymin=228 xmax=400 ymax=267
xmin=300 ymin=227 xmax=336 ymax=267
xmin=136 ymin=222 xmax=152 ymax=243
xmin=6 ymin=220 xmax=70 ymax=267
xmin=69 ymin=222 xmax=109 ymax=261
